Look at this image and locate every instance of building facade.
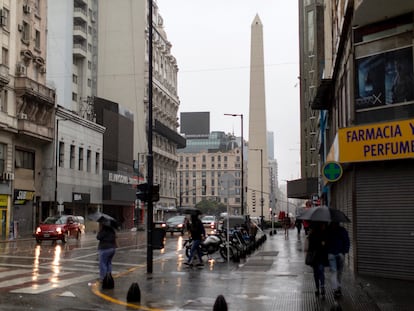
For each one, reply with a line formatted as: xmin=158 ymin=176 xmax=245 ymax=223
xmin=0 ymin=0 xmax=57 ymax=238
xmin=308 ymin=0 xmax=414 ymax=280
xmin=178 ymin=131 xmax=244 ymax=215
xmin=97 ymin=1 xmax=184 ymax=217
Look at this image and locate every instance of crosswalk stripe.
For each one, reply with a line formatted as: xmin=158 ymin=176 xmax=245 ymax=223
xmin=0 ymin=271 xmax=71 ymax=288
xmin=10 ymin=274 xmax=95 ymax=294
xmin=0 ymin=269 xmax=30 ymax=278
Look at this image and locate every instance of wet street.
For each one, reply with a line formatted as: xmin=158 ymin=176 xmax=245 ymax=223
xmin=0 ymin=229 xmax=412 ymax=310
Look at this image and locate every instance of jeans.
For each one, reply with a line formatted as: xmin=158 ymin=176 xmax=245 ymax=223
xmin=312 ymin=263 xmax=325 ymax=291
xmin=188 ymin=239 xmax=202 ymax=263
xmin=99 ymin=247 xmax=116 ymax=280
xmin=328 ymin=253 xmax=344 ymax=290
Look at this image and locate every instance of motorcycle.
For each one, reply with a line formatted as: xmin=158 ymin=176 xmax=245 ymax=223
xmin=184 ymin=233 xmax=227 ymax=260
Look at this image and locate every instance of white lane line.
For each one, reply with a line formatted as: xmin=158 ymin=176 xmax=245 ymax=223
xmin=10 ymin=274 xmax=95 ymax=294
xmin=0 ymin=269 xmax=31 ymax=278
xmin=0 ymin=271 xmax=71 ymax=288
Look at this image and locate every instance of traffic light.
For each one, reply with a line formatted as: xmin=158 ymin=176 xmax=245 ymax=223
xmin=152 ymin=184 xmax=160 ymax=202
xmin=136 ymin=183 xmax=149 ymax=202
xmin=136 ymin=183 xmax=160 ymax=202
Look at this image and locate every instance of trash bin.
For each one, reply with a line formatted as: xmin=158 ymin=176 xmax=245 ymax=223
xmin=152 ymin=227 xmax=166 ymax=249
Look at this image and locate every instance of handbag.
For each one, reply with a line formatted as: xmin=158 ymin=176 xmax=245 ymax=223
xmin=305 ymin=251 xmax=316 ymax=266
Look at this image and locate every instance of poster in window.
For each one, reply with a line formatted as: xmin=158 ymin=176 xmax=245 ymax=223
xmin=355 ymin=47 xmax=414 ymax=110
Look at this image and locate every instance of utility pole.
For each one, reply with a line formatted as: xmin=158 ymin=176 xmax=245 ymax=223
xmin=146 ymin=0 xmax=154 ymax=274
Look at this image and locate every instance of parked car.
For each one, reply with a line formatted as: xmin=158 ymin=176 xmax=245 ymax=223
xmin=35 ymin=215 xmax=82 ymax=243
xmin=201 ymin=215 xmax=217 ymax=228
xmin=165 ymin=215 xmax=187 ymax=235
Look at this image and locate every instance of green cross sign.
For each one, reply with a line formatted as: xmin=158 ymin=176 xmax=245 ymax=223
xmin=322 ymin=162 xmax=343 ymax=182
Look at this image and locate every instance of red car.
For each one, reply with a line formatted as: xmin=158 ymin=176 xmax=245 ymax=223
xmin=35 ymin=215 xmax=81 ymax=243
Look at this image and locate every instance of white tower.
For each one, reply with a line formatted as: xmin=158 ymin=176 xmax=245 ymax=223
xmin=247 ymin=15 xmax=270 ymax=222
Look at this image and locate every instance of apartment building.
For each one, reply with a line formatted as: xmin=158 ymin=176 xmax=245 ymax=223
xmin=98 ymin=0 xmax=184 ymax=219
xmin=305 ymin=0 xmax=414 ymax=280
xmin=46 ymin=0 xmax=104 ymax=229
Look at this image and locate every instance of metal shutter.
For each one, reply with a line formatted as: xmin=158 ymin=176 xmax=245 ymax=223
xmin=355 ymin=161 xmax=414 ymax=280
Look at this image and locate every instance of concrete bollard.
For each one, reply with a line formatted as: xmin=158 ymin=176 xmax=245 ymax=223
xmin=126 ymin=282 xmax=141 ymax=303
xmin=213 ymin=294 xmax=228 ymax=311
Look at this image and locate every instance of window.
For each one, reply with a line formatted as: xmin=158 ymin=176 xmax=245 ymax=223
xmin=15 ymin=149 xmax=34 ymax=170
xmin=86 ymin=150 xmax=91 ymax=172
xmin=95 ymin=152 xmax=100 ymax=174
xmin=70 ymin=145 xmax=75 ymax=169
xmin=72 ymin=74 xmax=78 ymax=84
xmin=58 ymin=142 xmax=64 ymax=167
xmin=87 ymin=79 xmax=91 ymax=87
xmin=2 ymin=48 xmax=8 ymax=66
xmin=35 ymin=30 xmax=40 ymax=49
xmin=1 ymin=8 xmax=9 ymax=29
xmin=0 ymin=90 xmax=8 ymax=112
xmin=22 ymin=21 xmax=30 ymax=42
xmin=88 ymin=61 xmax=91 ymax=69
xmin=72 ymin=92 xmax=77 ymax=101
xmin=0 ymin=143 xmax=5 ymax=172
xmin=78 ymin=147 xmax=83 ymax=171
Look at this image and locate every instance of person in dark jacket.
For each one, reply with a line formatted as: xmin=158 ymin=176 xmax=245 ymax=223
xmin=184 ymin=214 xmax=205 ymax=266
xmin=327 ymin=222 xmax=350 ymax=298
xmin=97 ymin=223 xmax=117 ymax=281
xmin=307 ymin=222 xmax=329 ymax=299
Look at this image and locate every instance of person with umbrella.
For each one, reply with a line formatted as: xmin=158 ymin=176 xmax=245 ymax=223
xmin=327 ymin=221 xmax=350 ymax=298
xmin=96 ymin=217 xmax=118 ymax=283
xmin=306 ymin=222 xmax=329 ymax=299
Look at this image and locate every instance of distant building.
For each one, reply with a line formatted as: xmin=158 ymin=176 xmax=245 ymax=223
xmin=177 ymin=131 xmax=244 ymax=214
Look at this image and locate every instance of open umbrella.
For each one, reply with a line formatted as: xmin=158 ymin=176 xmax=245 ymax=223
xmin=297 ymin=205 xmax=350 ymax=223
xmin=177 ymin=206 xmax=202 ymax=216
xmin=88 ymin=211 xmax=120 ymax=229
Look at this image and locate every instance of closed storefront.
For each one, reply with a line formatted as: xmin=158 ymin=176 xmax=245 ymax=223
xmin=355 ymin=160 xmax=414 ymax=280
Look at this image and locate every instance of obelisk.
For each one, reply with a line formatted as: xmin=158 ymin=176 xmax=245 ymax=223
xmin=247 ymin=14 xmax=269 ymax=224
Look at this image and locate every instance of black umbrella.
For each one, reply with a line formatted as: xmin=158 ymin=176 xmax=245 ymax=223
xmin=297 ymin=205 xmax=350 ymax=223
xmin=177 ymin=206 xmax=202 ymax=216
xmin=88 ymin=211 xmax=120 ymax=229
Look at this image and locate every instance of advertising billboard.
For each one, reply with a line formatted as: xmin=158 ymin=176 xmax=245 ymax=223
xmin=355 ymin=47 xmax=414 ymax=110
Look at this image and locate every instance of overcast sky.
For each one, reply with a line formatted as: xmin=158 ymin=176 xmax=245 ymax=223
xmin=156 ymin=0 xmax=301 ymax=184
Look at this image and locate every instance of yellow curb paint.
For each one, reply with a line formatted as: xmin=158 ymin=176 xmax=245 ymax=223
xmin=91 ymin=262 xmax=164 ymax=311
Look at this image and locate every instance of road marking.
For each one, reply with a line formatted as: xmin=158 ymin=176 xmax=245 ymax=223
xmin=10 ymin=274 xmax=95 ymax=294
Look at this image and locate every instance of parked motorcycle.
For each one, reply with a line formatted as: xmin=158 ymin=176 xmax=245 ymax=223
xmin=184 ymin=233 xmax=227 ymax=260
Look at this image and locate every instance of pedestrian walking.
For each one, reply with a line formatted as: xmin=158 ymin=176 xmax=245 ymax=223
xmin=327 ymin=221 xmax=350 ymax=298
xmin=303 ymin=200 xmax=312 ymax=235
xmin=97 ymin=222 xmax=118 ymax=282
xmin=295 ymin=218 xmax=302 ymax=238
xmin=306 ymin=222 xmax=329 ymax=299
xmin=184 ymin=214 xmax=205 ymax=266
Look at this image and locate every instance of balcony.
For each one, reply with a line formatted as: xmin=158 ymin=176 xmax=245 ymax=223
xmin=353 ymin=0 xmax=414 ymax=27
xmin=0 ymin=64 xmax=10 ymax=88
xmin=73 ymin=43 xmax=87 ymax=59
xmin=73 ymin=25 xmax=87 ymax=41
xmin=74 ymin=7 xmax=87 ymax=23
xmin=14 ymin=77 xmax=55 ymax=106
xmin=17 ymin=117 xmax=53 ymax=142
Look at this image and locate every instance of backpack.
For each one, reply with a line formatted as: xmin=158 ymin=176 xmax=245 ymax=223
xmin=126 ymin=282 xmax=141 ymax=302
xmin=102 ymin=272 xmax=114 ymax=289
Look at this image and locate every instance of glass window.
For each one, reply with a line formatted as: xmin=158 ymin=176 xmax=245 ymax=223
xmin=0 ymin=143 xmax=5 ymax=172
xmin=22 ymin=21 xmax=30 ymax=42
xmin=15 ymin=149 xmax=34 ymax=170
xmin=58 ymin=142 xmax=64 ymax=167
xmin=70 ymin=145 xmax=75 ymax=169
xmin=35 ymin=30 xmax=40 ymax=49
xmin=95 ymin=152 xmax=100 ymax=174
xmin=86 ymin=150 xmax=91 ymax=172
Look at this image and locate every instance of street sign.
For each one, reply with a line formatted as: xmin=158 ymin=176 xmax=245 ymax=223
xmin=322 ymin=161 xmax=343 ymax=182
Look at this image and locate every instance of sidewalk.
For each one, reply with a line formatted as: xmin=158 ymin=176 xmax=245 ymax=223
xmin=102 ymin=229 xmax=414 ymax=311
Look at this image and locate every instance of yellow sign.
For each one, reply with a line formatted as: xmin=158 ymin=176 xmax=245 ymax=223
xmin=0 ymin=195 xmax=8 ymax=207
xmin=338 ymin=118 xmax=414 ymax=163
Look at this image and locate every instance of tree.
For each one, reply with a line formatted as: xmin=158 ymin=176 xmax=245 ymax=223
xmin=195 ymin=199 xmax=226 ymax=216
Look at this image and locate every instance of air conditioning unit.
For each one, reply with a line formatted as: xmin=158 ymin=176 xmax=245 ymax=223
xmin=23 ymin=5 xmax=31 ymax=14
xmin=17 ymin=112 xmax=27 ymax=120
xmin=17 ymin=24 xmax=23 ymax=32
xmin=1 ymin=172 xmax=14 ymax=181
xmin=16 ymin=64 xmax=26 ymax=76
xmin=40 ymin=66 xmax=46 ymax=74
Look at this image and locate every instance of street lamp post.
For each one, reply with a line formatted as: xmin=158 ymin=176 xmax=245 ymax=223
xmin=224 ymin=113 xmax=244 ymax=215
xmin=250 ymin=148 xmax=263 ymax=229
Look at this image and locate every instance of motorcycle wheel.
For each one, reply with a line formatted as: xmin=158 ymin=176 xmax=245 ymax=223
xmin=219 ymin=244 xmax=234 ymax=260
